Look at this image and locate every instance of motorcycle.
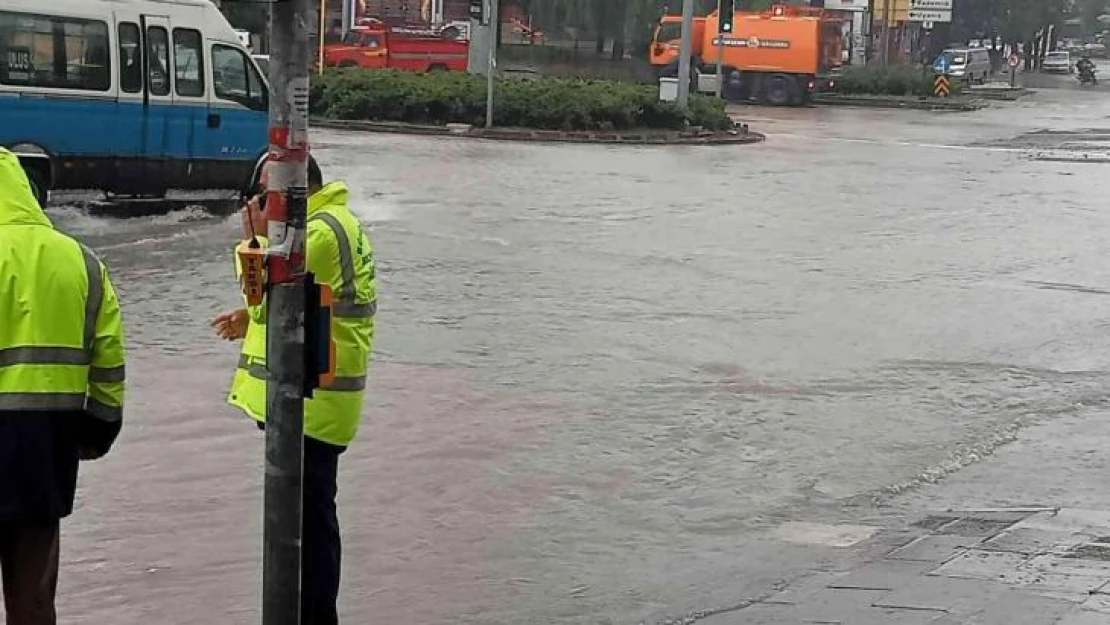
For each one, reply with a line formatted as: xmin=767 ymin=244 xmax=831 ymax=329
xmin=1078 ymin=65 xmax=1099 ymax=86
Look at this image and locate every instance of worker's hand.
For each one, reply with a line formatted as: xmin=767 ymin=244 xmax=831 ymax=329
xmin=240 ymin=195 xmax=266 ymax=240
xmin=211 ymin=308 xmax=249 ymax=341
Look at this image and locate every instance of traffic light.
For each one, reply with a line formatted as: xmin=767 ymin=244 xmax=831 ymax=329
xmin=718 ymin=0 xmax=734 ymax=34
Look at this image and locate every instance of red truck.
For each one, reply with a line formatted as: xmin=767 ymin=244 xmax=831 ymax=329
xmin=324 ymin=18 xmax=468 ymax=72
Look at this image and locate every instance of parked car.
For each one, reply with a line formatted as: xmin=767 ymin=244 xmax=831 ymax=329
xmin=1043 ymin=50 xmax=1072 ymax=73
xmin=943 ymin=47 xmax=992 ymax=84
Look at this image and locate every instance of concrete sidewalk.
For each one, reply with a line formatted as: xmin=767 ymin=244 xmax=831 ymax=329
xmin=701 ymin=508 xmax=1110 ymax=624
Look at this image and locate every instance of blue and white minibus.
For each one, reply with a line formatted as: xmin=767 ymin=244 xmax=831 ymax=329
xmin=0 ymin=0 xmax=269 ymax=201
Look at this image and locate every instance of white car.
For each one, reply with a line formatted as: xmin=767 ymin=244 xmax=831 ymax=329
xmin=1043 ymin=51 xmax=1072 ymax=73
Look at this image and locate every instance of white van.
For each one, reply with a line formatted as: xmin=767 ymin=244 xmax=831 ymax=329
xmin=943 ymin=47 xmax=992 ymax=84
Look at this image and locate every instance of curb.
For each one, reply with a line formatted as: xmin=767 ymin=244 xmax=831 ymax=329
xmin=968 ymin=87 xmax=1034 ymax=101
xmin=810 ymin=95 xmax=985 ymax=112
xmin=311 ymin=118 xmax=765 ymax=146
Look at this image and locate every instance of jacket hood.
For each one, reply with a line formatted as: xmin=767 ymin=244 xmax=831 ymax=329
xmin=0 ymin=149 xmax=51 ymax=228
xmin=308 ymin=181 xmax=349 ymax=215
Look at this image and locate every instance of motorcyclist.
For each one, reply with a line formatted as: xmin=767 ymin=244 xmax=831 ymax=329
xmin=1077 ymin=55 xmax=1096 ymax=78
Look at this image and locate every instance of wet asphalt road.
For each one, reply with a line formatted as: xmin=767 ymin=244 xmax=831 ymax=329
xmin=29 ymin=85 xmax=1110 ymax=624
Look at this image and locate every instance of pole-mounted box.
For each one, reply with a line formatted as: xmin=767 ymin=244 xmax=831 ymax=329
xmin=303 ymin=273 xmax=336 ymax=397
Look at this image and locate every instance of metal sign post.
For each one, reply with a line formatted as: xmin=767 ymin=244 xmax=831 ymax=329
xmin=1008 ymin=53 xmax=1020 ymax=88
xmin=263 ymin=0 xmax=311 ymax=622
xmin=715 ymin=0 xmax=733 ymax=99
xmin=715 ymin=37 xmax=724 ymax=98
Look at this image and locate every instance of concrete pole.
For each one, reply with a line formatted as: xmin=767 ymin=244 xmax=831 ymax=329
xmin=879 ymin=0 xmax=891 ymax=67
xmin=485 ymin=0 xmax=498 ymax=128
xmin=676 ymin=0 xmax=695 ymax=107
xmin=263 ymin=0 xmax=310 ymax=622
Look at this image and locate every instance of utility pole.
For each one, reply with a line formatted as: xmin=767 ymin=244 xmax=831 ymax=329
xmin=485 ymin=0 xmax=498 ymax=128
xmin=263 ymin=0 xmax=311 ymax=622
xmin=676 ymin=0 xmax=695 ymax=107
xmin=879 ymin=0 xmax=891 ymax=67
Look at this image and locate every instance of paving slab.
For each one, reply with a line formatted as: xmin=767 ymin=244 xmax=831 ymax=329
xmin=922 ymin=591 xmax=1077 ymax=624
xmin=761 ymin=588 xmax=887 ymax=620
xmin=760 ymin=572 xmax=856 ymax=604
xmin=698 ymin=602 xmax=942 ymax=625
xmin=982 ymin=527 xmax=1088 ymax=556
xmin=1025 ymin=554 xmax=1110 ymax=578
xmin=889 ymin=535 xmax=982 ymax=562
xmin=826 ymin=559 xmax=937 ymax=591
xmin=1079 ymin=592 xmax=1110 ymax=613
xmin=1015 ymin=509 xmax=1110 ymax=535
xmin=936 ymin=516 xmax=1022 ymax=538
xmin=1056 ymin=608 xmax=1110 ymax=625
xmin=872 ymin=575 xmax=1010 ymax=613
xmin=930 ymin=548 xmax=1029 ymax=581
xmin=696 ymin=510 xmax=1110 ymax=625
xmin=913 ymin=515 xmax=963 ymax=531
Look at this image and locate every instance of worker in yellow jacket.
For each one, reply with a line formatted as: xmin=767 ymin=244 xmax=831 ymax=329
xmin=212 ymin=157 xmax=375 ymax=624
xmin=0 ymin=148 xmax=126 ymax=625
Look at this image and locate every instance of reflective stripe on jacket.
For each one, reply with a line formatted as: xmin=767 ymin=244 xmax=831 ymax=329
xmin=228 ymin=181 xmax=376 ymax=447
xmin=0 ymin=149 xmax=126 ymax=421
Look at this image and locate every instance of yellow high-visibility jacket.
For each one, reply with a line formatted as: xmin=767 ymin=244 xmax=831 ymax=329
xmin=228 ymin=181 xmax=376 ymax=447
xmin=0 ymin=149 xmax=126 ymax=424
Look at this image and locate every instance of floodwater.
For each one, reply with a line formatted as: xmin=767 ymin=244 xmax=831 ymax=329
xmin=31 ymin=86 xmax=1110 ymax=624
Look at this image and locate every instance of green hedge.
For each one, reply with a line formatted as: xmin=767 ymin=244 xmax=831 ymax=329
xmin=835 ymin=64 xmax=964 ymax=97
xmin=309 ymin=69 xmax=733 ymax=131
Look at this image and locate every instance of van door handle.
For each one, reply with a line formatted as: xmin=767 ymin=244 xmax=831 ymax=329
xmin=207 ymin=113 xmax=221 ymax=129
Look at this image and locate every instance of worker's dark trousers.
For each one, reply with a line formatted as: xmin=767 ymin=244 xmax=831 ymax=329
xmin=302 ymin=436 xmax=344 ymax=625
xmin=0 ymin=519 xmax=59 ymax=625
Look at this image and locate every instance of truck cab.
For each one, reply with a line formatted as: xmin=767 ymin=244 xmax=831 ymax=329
xmin=327 ymin=28 xmax=388 ymax=68
xmin=324 ymin=19 xmax=468 ymax=72
xmin=650 ymin=16 xmax=707 ymax=71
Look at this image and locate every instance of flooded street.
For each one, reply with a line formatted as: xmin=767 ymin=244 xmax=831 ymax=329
xmin=44 ymin=87 xmax=1110 ymax=624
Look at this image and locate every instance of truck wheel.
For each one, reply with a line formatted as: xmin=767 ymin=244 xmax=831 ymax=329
xmin=427 ymin=63 xmax=449 ymax=72
xmin=338 ymin=60 xmax=357 ymax=69
xmin=763 ymin=75 xmax=796 ymax=106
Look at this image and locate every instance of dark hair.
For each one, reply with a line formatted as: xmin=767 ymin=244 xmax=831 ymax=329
xmin=308 ymin=155 xmax=322 ymax=188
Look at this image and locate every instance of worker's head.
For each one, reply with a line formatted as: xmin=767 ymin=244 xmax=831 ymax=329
xmin=243 ymin=154 xmax=324 ymax=218
xmin=0 ymin=148 xmax=50 ymax=227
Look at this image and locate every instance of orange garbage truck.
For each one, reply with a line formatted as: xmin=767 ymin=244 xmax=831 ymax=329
xmin=650 ymin=4 xmax=844 ymax=106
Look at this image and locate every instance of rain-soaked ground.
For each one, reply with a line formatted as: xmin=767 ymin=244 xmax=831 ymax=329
xmin=30 ymin=81 xmax=1110 ymax=624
